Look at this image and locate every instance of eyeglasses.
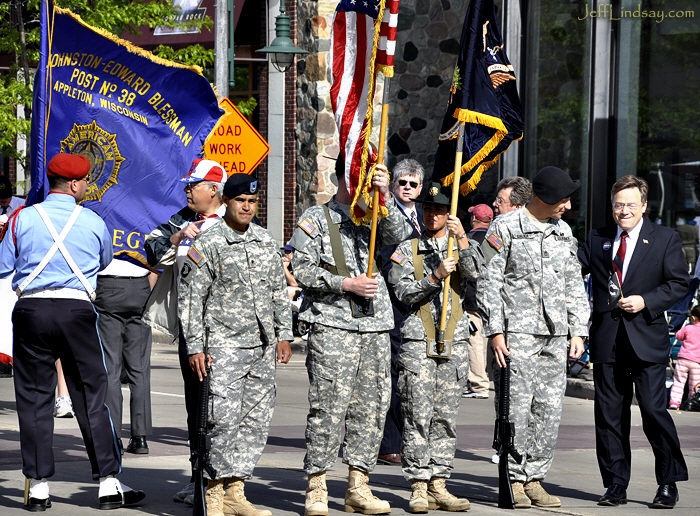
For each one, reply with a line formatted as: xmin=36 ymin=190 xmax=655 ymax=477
xmin=398 ymin=179 xmax=419 ymax=188
xmin=612 ymin=202 xmax=641 ymax=212
xmin=494 ymin=197 xmax=508 ymax=205
xmin=184 ymin=182 xmax=206 ymax=192
xmin=73 ymin=176 xmax=89 ymax=184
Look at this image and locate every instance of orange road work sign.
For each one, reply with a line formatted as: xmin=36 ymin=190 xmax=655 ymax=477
xmin=204 ymin=97 xmax=269 ymax=175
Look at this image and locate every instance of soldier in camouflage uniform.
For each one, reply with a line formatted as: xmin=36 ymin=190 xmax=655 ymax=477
xmin=290 ymin=159 xmax=412 ymax=516
xmin=476 ymin=167 xmax=590 ymax=509
xmin=179 ymin=174 xmax=293 ymax=516
xmin=389 ymin=182 xmax=481 ymax=513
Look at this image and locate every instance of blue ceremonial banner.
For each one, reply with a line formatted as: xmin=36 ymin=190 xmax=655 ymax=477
xmin=432 ymin=0 xmax=523 ymax=195
xmin=29 ymin=1 xmax=223 ymax=265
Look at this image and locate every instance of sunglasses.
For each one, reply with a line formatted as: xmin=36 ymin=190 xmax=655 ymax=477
xmin=398 ymin=179 xmax=419 ymax=188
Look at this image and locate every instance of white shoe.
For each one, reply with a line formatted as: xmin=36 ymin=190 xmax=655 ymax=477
xmin=174 ymin=482 xmax=194 ymax=503
xmin=54 ymin=396 xmax=74 ymax=418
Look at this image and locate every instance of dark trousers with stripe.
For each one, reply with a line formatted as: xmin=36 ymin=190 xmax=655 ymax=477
xmin=12 ymin=298 xmax=121 ymax=480
xmin=594 ymin=323 xmax=688 ymax=487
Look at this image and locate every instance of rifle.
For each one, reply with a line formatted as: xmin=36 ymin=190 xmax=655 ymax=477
xmin=492 ymin=356 xmax=522 ymax=509
xmin=192 ymin=328 xmax=217 ymax=516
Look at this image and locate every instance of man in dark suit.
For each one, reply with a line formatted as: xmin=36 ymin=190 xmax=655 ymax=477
xmin=578 ymin=175 xmax=688 ymax=509
xmin=378 ymin=158 xmax=425 ymax=465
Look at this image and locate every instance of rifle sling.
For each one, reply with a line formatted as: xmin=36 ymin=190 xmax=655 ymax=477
xmin=411 ymin=238 xmax=463 ymax=343
xmin=322 ymin=204 xmax=376 ymax=276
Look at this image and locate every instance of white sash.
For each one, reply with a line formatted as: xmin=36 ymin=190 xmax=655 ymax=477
xmin=16 ymin=204 xmax=96 ymax=301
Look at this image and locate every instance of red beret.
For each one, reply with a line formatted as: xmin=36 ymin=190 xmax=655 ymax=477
xmin=47 ymin=153 xmax=91 ymax=179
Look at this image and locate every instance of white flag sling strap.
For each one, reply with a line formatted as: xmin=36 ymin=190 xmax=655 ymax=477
xmin=16 ymin=204 xmax=96 ymax=301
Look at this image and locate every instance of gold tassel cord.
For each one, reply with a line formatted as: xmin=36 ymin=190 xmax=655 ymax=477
xmin=350 ymin=0 xmax=389 ymax=226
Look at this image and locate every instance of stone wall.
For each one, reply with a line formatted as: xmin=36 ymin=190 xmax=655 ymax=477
xmin=295 ymin=1 xmax=497 ymax=212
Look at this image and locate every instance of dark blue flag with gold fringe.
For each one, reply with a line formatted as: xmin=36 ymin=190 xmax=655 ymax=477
xmin=432 ymin=0 xmax=523 ymax=195
xmin=29 ymin=1 xmax=223 ymax=266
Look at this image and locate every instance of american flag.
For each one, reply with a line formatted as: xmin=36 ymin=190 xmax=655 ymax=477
xmin=330 ymin=0 xmax=398 ymax=224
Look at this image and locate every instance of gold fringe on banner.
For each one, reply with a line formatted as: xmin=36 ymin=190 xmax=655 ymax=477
xmin=55 ymin=6 xmax=207 ymax=76
xmin=441 ymin=107 xmax=520 ymax=195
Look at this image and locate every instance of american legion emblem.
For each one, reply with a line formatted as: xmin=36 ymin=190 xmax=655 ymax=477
xmin=60 ymin=121 xmax=125 ymax=202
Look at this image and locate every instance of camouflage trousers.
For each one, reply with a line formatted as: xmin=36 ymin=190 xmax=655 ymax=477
xmin=207 ymin=343 xmax=276 ymax=479
xmin=303 ymin=324 xmax=391 ymax=475
xmin=505 ymin=332 xmax=567 ymax=482
xmin=398 ymin=338 xmax=469 ymax=481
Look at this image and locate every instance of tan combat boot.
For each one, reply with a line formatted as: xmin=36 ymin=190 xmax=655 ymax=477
xmin=223 ymin=478 xmax=272 ymax=516
xmin=510 ymin=481 xmax=531 ymax=509
xmin=305 ymin=471 xmax=329 ymax=516
xmin=206 ymin=478 xmax=226 ymax=516
xmin=344 ymin=467 xmax=391 ymax=514
xmin=426 ymin=477 xmax=470 ymax=511
xmin=408 ymin=480 xmax=429 ymax=513
xmin=523 ymin=480 xmax=561 ymax=508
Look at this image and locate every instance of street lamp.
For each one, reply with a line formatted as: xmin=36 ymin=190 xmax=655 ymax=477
xmin=257 ymin=0 xmax=308 ymax=73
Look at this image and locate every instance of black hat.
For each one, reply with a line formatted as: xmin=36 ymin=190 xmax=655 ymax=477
xmin=532 ymin=166 xmax=580 ymax=205
xmin=223 ymin=173 xmax=258 ymax=198
xmin=413 ymin=181 xmax=451 ymax=207
xmin=0 ymin=175 xmax=11 ymax=199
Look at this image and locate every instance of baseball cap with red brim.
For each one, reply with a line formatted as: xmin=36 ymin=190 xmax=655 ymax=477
xmin=179 ymin=158 xmax=226 ymax=184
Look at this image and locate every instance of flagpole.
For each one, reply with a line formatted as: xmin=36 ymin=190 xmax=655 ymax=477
xmin=437 ymin=122 xmax=465 ymax=351
xmin=366 ymin=76 xmax=391 ymax=277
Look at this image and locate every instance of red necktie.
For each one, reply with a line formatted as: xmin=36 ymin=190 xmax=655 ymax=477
xmin=613 ymin=231 xmax=628 ymax=285
xmin=410 ymin=211 xmax=421 ymax=235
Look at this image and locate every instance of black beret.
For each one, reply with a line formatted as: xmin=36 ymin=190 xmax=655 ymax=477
xmin=223 ymin=173 xmax=258 ymax=198
xmin=413 ymin=181 xmax=451 ymax=207
xmin=532 ymin=166 xmax=580 ymax=205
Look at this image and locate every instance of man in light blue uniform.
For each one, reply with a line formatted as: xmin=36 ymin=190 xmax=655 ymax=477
xmin=0 ymin=153 xmax=145 ymax=511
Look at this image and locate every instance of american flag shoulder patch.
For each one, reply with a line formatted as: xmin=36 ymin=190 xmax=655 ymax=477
xmin=187 ymin=246 xmax=203 ymax=264
xmin=390 ymin=251 xmax=405 ymax=264
xmin=299 ymin=218 xmax=316 ymax=236
xmin=487 ymin=233 xmax=504 ymax=251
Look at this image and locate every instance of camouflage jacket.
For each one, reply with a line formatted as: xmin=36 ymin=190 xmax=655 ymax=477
xmin=289 ymin=198 xmax=412 ymax=331
xmin=389 ymin=234 xmax=479 ymax=342
xmin=476 ymin=208 xmax=590 ymax=338
xmin=178 ymin=220 xmax=293 ymax=353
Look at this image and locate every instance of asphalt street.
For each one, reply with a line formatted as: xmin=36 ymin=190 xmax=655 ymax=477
xmin=1 ymin=339 xmax=699 ymax=515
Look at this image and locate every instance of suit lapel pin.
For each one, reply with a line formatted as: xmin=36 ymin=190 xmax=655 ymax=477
xmin=643 ymin=238 xmax=649 ymax=244
xmin=602 ymin=241 xmax=611 ymax=250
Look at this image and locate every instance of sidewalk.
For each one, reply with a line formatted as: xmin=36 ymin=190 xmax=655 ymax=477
xmin=1 ymin=340 xmax=698 ymax=515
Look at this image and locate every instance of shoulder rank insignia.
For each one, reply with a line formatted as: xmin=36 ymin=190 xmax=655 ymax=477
xmin=298 ymin=218 xmax=316 ymax=236
xmin=390 ymin=251 xmax=406 ymax=264
xmin=487 ymin=233 xmax=504 ymax=251
xmin=187 ymin=246 xmax=203 ymax=264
